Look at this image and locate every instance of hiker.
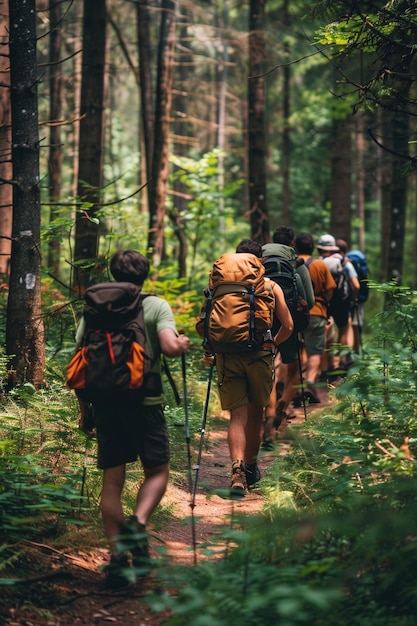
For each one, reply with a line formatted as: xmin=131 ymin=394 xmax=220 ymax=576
xmin=76 ymin=250 xmax=190 ymax=589
xmin=262 ymin=226 xmax=315 ymax=443
xmin=335 ymin=238 xmax=360 ymax=367
xmin=199 ymin=239 xmax=293 ymax=493
xmin=294 ymin=232 xmax=336 ymax=401
xmin=317 ymin=235 xmax=359 ymax=373
xmin=346 ymin=247 xmax=369 ymax=354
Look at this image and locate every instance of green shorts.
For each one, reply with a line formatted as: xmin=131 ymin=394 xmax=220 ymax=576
xmin=93 ymin=395 xmax=169 ymax=470
xmin=215 ymin=351 xmax=274 ymax=411
xmin=303 ymin=315 xmax=327 ymax=356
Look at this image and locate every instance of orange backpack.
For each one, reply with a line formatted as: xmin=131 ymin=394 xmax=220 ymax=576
xmin=196 ymin=253 xmax=275 ymax=354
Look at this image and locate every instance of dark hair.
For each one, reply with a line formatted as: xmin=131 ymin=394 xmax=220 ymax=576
xmin=295 ymin=232 xmax=314 ymax=255
xmin=336 ymin=238 xmax=348 ymax=254
xmin=273 ymin=226 xmax=295 ymax=246
xmin=109 ymin=250 xmax=150 ymax=285
xmin=235 ymin=238 xmax=262 ymax=258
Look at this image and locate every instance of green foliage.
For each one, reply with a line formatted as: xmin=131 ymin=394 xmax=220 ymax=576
xmin=170 ymin=150 xmax=249 ymax=289
xmin=145 ymin=283 xmax=417 ymax=625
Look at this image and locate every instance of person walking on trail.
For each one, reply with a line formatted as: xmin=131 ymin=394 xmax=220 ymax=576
xmin=294 ymin=232 xmax=335 ymax=402
xmin=76 ymin=250 xmax=190 ymax=589
xmin=262 ymin=227 xmax=315 ymax=445
xmin=317 ymin=235 xmax=359 ymax=373
xmin=202 ymin=239 xmax=293 ymax=494
xmin=335 ymin=238 xmax=360 ymax=368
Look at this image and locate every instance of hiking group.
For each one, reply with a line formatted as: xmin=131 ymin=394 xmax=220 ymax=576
xmin=66 ymin=236 xmax=368 ymax=589
xmin=196 ymin=228 xmax=368 ymax=486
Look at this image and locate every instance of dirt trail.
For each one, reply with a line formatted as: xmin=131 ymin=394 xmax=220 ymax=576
xmin=1 ymin=392 xmax=327 ymax=626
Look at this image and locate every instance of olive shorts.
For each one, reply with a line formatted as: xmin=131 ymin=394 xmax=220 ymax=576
xmin=93 ymin=395 xmax=169 ymax=470
xmin=302 ymin=315 xmax=327 ymax=356
xmin=215 ymin=351 xmax=274 ymax=411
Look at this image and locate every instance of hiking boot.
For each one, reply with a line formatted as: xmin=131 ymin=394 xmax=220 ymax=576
xmin=262 ymin=415 xmax=274 ymax=445
xmin=245 ymin=462 xmax=261 ymax=488
xmin=304 ymin=383 xmax=320 ymax=404
xmin=119 ymin=516 xmax=151 ymax=576
xmin=230 ymin=460 xmax=247 ymax=493
xmin=273 ymin=400 xmax=287 ymax=429
xmin=292 ymin=392 xmax=303 ymax=408
xmin=104 ymin=553 xmax=132 ymax=590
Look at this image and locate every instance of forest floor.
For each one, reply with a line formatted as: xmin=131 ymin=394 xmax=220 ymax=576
xmin=0 ymin=383 xmax=331 ymax=626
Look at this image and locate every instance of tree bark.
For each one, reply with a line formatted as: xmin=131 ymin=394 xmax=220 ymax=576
xmin=248 ymin=0 xmax=269 ymax=244
xmin=0 ymin=4 xmax=12 ymax=277
xmin=47 ymin=0 xmax=63 ymax=277
xmin=73 ymin=0 xmax=107 ymax=291
xmin=387 ymin=107 xmax=409 ymax=283
xmin=354 ymin=112 xmax=365 ymax=252
xmin=6 ymin=0 xmax=45 ymax=387
xmin=329 ymin=116 xmax=352 ymax=241
xmin=137 ymin=0 xmax=154 ymax=187
xmin=280 ymin=0 xmax=290 ymax=225
xmin=146 ymin=0 xmax=175 ymax=266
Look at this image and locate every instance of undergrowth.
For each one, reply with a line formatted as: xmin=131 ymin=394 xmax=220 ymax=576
xmin=147 ymin=282 xmax=417 ymax=625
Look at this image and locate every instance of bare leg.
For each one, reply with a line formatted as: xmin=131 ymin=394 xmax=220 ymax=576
xmin=281 ymin=361 xmax=300 ymax=410
xmin=134 ymin=463 xmax=169 ymax=525
xmin=228 ymin=402 xmax=263 ymax=465
xmin=305 ymin=354 xmax=321 ymax=384
xmin=101 ymin=465 xmax=126 ymax=555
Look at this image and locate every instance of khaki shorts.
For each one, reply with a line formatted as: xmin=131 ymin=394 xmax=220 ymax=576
xmin=351 ymin=302 xmax=364 ymax=327
xmin=215 ymin=351 xmax=274 ymax=411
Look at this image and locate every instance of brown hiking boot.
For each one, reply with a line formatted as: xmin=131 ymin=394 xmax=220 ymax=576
xmin=262 ymin=416 xmax=275 ymax=450
xmin=230 ymin=460 xmax=247 ymax=493
xmin=273 ymin=400 xmax=287 ymax=429
xmin=119 ymin=516 xmax=151 ymax=576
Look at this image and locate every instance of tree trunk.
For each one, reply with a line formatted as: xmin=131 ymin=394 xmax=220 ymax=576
xmin=47 ymin=0 xmax=63 ymax=277
xmin=387 ymin=107 xmax=409 ymax=283
xmin=0 ymin=5 xmax=12 ymax=277
xmin=380 ymin=109 xmax=392 ymax=283
xmin=170 ymin=9 xmax=192 ymax=278
xmin=6 ymin=0 xmax=45 ymax=388
xmin=146 ymin=0 xmax=175 ymax=266
xmin=354 ymin=112 xmax=365 ymax=251
xmin=137 ymin=0 xmax=155 ymax=208
xmin=73 ymin=0 xmax=107 ymax=291
xmin=329 ymin=116 xmax=352 ymax=241
xmin=248 ymin=0 xmax=270 ymax=244
xmin=280 ymin=0 xmax=290 ymax=225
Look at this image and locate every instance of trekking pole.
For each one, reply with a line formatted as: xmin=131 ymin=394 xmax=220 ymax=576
xmin=79 ymin=438 xmax=90 ymax=514
xmin=181 ymin=350 xmax=198 ymax=564
xmin=181 ymin=352 xmax=194 ymax=496
xmin=190 ymin=357 xmax=215 ymax=563
xmin=296 ymin=335 xmax=307 ymax=421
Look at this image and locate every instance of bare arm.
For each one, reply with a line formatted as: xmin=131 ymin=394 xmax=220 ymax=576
xmin=158 ymin=328 xmax=190 ymax=357
xmin=271 ymin=282 xmax=294 ymax=345
xmin=350 ymin=275 xmax=360 ymax=296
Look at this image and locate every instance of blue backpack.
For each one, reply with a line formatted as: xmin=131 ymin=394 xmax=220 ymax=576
xmin=346 ymin=250 xmax=369 ymax=303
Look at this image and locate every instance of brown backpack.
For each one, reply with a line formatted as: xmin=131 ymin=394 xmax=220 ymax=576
xmin=196 ymin=253 xmax=275 ymax=354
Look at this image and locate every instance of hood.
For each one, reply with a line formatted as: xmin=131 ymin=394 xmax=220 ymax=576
xmin=262 ymin=243 xmax=298 ymax=262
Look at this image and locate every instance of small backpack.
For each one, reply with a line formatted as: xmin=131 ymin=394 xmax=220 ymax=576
xmin=346 ymin=249 xmax=369 ymax=303
xmin=263 ymin=255 xmax=310 ymax=332
xmin=66 ymin=282 xmax=153 ymax=401
xmin=322 ymin=256 xmax=352 ymax=309
xmin=195 ymin=253 xmax=275 ymax=354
